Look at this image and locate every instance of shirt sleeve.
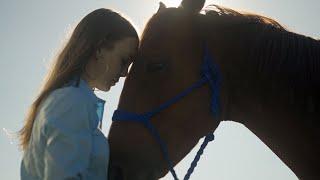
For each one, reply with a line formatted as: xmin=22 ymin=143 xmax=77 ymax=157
xmin=42 ymin=89 xmax=93 ymax=180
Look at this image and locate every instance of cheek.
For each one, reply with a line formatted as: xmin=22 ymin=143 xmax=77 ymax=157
xmin=112 ymin=63 xmax=123 ymax=76
xmin=94 ymin=63 xmax=109 ymax=83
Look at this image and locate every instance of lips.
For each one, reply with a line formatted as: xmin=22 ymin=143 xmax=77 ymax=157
xmin=113 ymin=77 xmax=119 ymax=83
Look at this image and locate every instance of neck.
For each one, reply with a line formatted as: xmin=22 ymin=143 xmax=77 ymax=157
xmin=80 ymin=73 xmax=96 ymax=91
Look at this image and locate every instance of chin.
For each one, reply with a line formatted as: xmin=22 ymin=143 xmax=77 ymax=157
xmin=105 ymin=85 xmax=112 ymax=91
xmin=95 ymin=85 xmax=110 ymax=92
xmin=100 ymin=86 xmax=110 ymax=92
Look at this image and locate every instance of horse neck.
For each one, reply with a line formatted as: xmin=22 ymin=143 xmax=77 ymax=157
xmin=211 ymin=23 xmax=320 ymax=122
xmin=206 ymin=26 xmax=261 ymax=124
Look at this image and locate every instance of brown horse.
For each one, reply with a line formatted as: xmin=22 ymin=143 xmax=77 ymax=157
xmin=108 ymin=0 xmax=320 ymax=179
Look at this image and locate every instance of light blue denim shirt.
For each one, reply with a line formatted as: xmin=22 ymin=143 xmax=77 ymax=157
xmin=21 ymin=78 xmax=109 ymax=180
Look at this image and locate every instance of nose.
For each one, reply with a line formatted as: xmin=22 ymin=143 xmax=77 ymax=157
xmin=120 ymin=71 xmax=127 ymax=77
xmin=120 ymin=67 xmax=129 ymax=77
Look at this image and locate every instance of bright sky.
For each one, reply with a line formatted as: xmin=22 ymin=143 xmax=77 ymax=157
xmin=1 ymin=0 xmax=319 ymax=179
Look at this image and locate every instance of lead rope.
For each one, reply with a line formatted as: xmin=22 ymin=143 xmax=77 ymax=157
xmin=183 ymin=133 xmax=215 ymax=180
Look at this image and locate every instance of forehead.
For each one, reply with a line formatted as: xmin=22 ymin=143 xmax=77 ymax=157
xmin=141 ymin=9 xmax=194 ymax=46
xmin=114 ymin=37 xmax=138 ymax=55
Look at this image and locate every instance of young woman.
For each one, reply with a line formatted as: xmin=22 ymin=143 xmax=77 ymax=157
xmin=19 ymin=8 xmax=139 ymax=180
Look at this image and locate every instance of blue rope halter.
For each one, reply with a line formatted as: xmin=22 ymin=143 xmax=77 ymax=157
xmin=112 ymin=45 xmax=222 ymax=180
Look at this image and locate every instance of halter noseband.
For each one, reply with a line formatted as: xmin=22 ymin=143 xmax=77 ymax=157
xmin=112 ymin=44 xmax=222 ymax=180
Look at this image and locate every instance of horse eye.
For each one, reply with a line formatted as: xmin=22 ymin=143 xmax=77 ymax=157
xmin=146 ymin=62 xmax=165 ymax=72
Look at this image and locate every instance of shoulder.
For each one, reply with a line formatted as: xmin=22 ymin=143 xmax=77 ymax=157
xmin=38 ymin=86 xmax=95 ymax=133
xmin=39 ymin=86 xmax=95 ymax=122
xmin=41 ymin=86 xmax=95 ymax=113
xmin=48 ymin=86 xmax=91 ymax=105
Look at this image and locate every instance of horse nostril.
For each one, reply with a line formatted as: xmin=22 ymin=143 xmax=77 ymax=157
xmin=109 ymin=165 xmax=124 ymax=180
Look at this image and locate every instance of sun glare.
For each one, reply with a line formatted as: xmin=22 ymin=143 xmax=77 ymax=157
xmin=158 ymin=0 xmax=225 ymax=8
xmin=159 ymin=0 xmax=181 ymax=7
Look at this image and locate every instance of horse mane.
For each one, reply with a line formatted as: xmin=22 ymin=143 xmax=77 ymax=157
xmin=204 ymin=5 xmax=320 ymax=133
xmin=210 ymin=5 xmax=319 ymax=78
xmin=204 ymin=4 xmax=285 ymax=29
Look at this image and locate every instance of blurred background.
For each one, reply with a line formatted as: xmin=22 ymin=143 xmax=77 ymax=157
xmin=1 ymin=0 xmax=319 ymax=179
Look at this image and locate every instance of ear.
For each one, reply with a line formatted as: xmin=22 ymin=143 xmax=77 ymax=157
xmin=157 ymin=2 xmax=167 ymax=13
xmin=179 ymin=0 xmax=205 ymax=13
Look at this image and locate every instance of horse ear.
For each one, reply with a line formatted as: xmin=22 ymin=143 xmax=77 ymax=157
xmin=179 ymin=0 xmax=205 ymax=13
xmin=157 ymin=2 xmax=167 ymax=13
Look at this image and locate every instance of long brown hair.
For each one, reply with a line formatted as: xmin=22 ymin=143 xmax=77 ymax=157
xmin=19 ymin=8 xmax=138 ymax=151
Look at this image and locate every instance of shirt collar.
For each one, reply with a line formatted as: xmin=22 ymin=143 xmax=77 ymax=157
xmin=68 ymin=77 xmax=106 ymax=105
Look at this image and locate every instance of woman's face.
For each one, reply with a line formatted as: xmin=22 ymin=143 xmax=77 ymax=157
xmin=88 ymin=37 xmax=139 ymax=91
